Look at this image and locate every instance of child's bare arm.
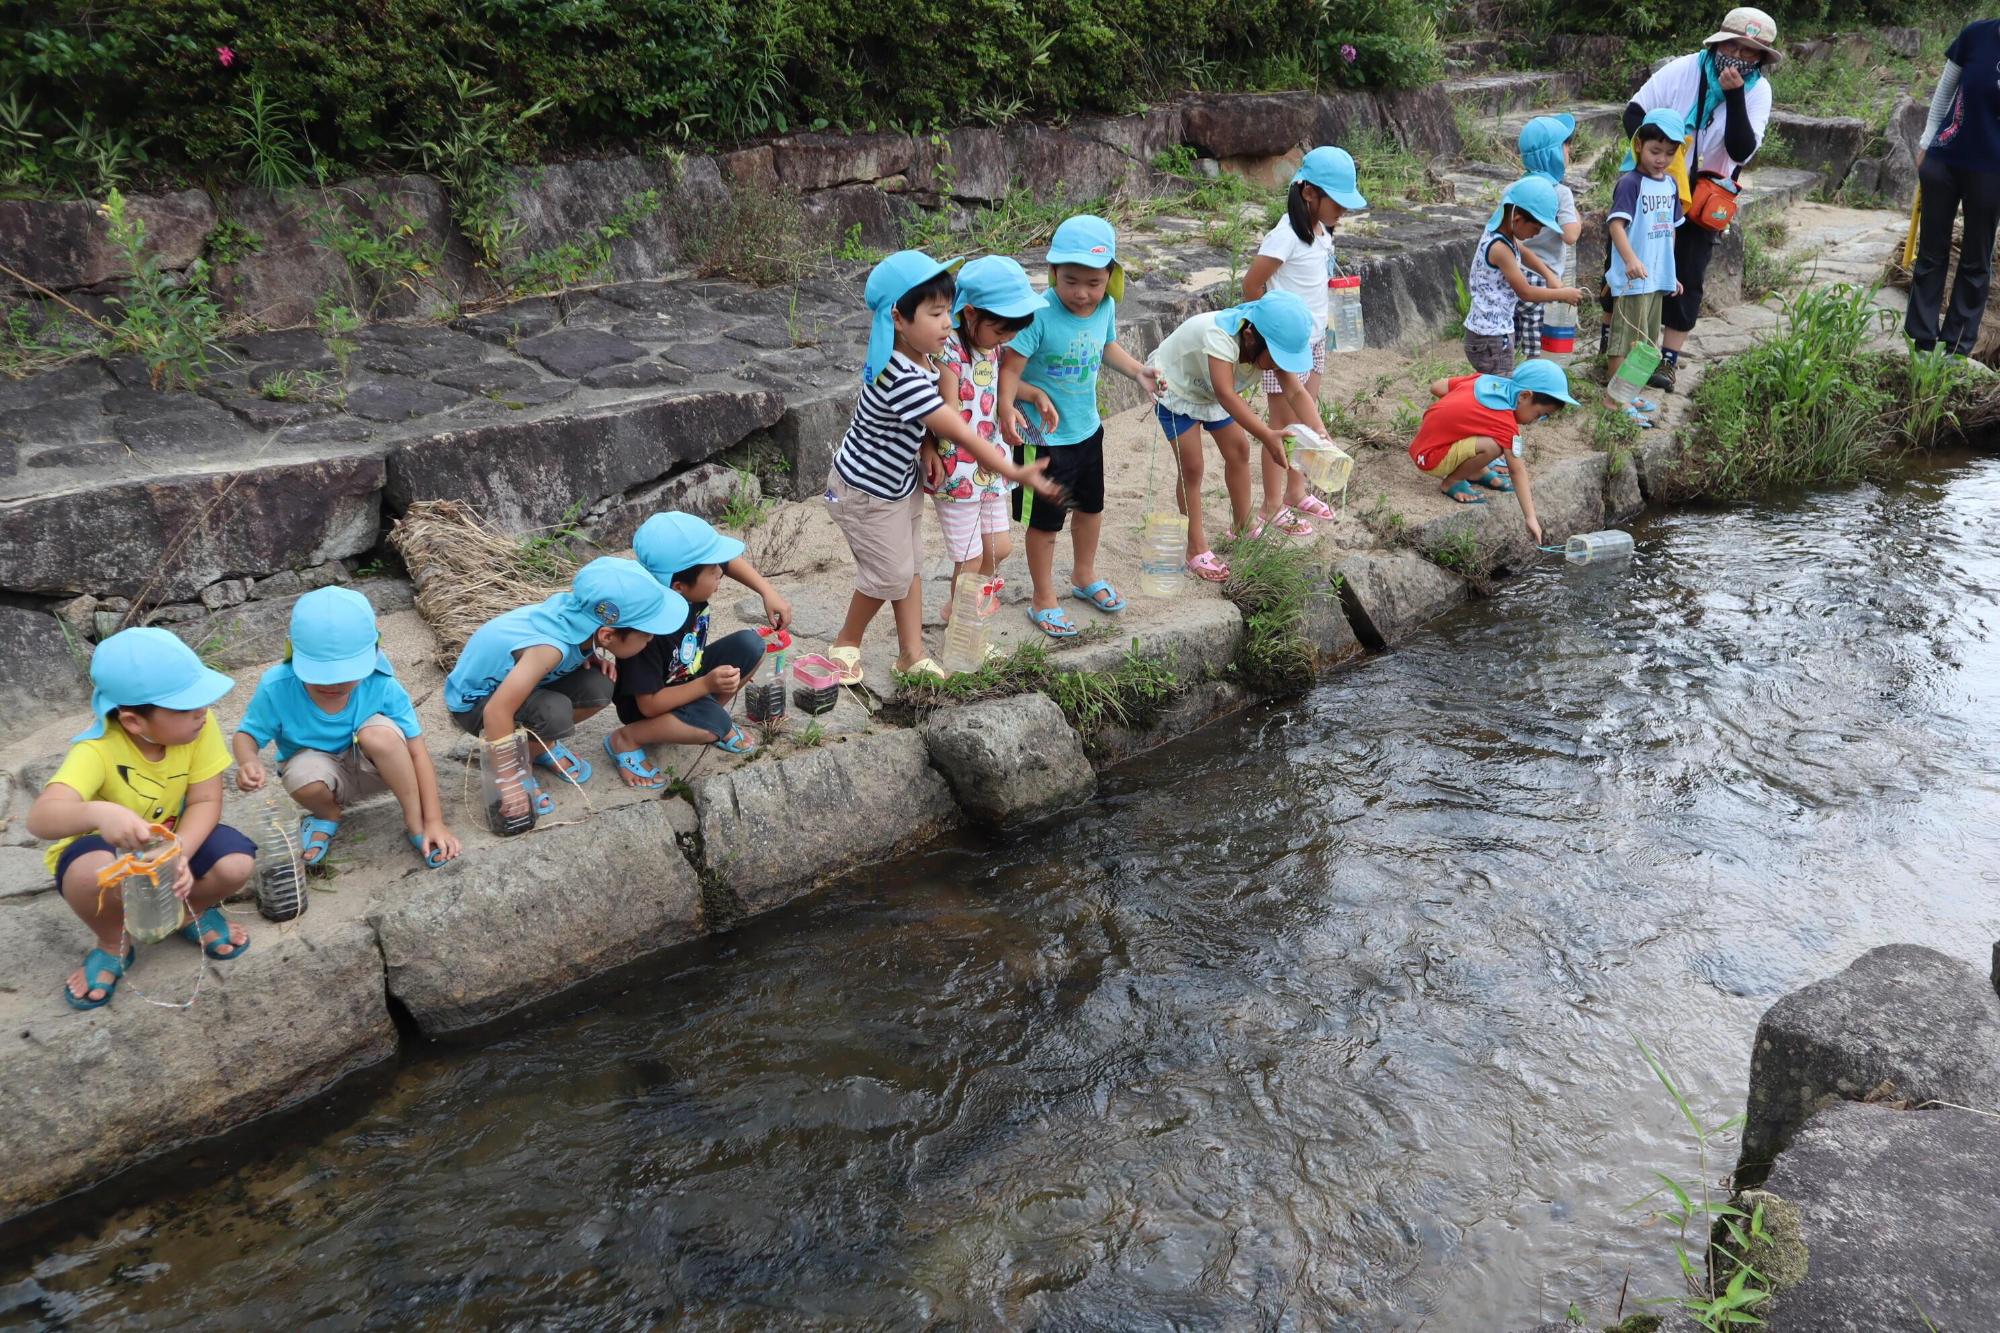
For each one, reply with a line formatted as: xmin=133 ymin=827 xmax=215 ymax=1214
xmin=921 ymin=404 xmax=1061 ymax=499
xmin=1210 ymin=357 xmax=1289 ymax=465
xmin=230 ymin=730 xmax=268 ymax=791
xmin=1274 ymin=371 xmax=1328 ymax=442
xmin=1521 ymin=246 xmax=1562 ymax=285
xmin=26 ymin=782 xmax=152 ymax=847
xmin=1103 ymin=341 xmax=1161 ymax=397
xmin=482 ymin=645 xmax=565 ymax=743
xmin=408 ymin=738 xmax=460 ymax=857
xmin=176 ymin=774 xmax=224 ymax=856
xmin=1430 ymin=378 xmax=1451 ymax=399
xmin=1242 ymin=255 xmax=1281 ymax=301
xmin=1508 ymin=446 xmax=1542 ymax=543
xmin=1496 ymin=241 xmax=1584 ymax=304
xmin=724 ymin=555 xmax=791 ymax=631
xmin=997 ymin=348 xmax=1029 ymax=445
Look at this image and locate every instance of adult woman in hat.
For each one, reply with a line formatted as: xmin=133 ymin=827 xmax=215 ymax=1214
xmin=1905 ymin=16 xmax=2000 ymax=357
xmin=1621 ymin=7 xmax=1780 ymax=392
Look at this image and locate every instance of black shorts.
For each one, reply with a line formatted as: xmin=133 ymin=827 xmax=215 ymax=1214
xmin=1663 ymin=224 xmax=1720 ymax=333
xmin=1012 ymin=427 xmax=1103 ymax=533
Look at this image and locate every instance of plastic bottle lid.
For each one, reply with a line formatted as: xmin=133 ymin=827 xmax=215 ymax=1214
xmin=1328 ymin=276 xmax=1362 ymax=289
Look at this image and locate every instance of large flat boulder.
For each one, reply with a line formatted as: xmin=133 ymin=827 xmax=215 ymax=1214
xmin=693 ymin=729 xmax=962 ymax=917
xmin=1739 ymin=944 xmax=2000 ymax=1178
xmin=383 ymin=389 xmax=783 ymax=532
xmin=771 ymin=132 xmax=917 ymax=191
xmin=369 ymin=798 xmax=704 ymax=1035
xmin=1182 ymin=92 xmax=1320 ymax=160
xmin=0 ymin=904 xmax=393 ymax=1223
xmin=0 ymin=456 xmax=385 ymax=601
xmin=924 ymin=693 xmax=1096 ymax=827
xmin=1767 ymin=112 xmax=1866 ymax=187
xmin=1758 ymin=1101 xmax=2000 ymax=1332
xmin=0 ymin=190 xmax=214 ymax=293
xmin=0 ymin=607 xmax=91 ymax=746
xmin=1335 ymin=549 xmax=1468 ymax=650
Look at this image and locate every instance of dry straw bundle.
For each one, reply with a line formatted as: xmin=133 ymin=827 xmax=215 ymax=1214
xmin=389 ymin=499 xmax=593 ymax=667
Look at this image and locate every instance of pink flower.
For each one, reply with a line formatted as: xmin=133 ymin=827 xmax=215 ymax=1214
xmin=1340 ymin=43 xmax=1358 ymax=64
xmin=217 ymin=46 xmax=235 ymax=67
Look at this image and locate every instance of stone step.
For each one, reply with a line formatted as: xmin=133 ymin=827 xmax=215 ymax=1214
xmin=1442 ymin=71 xmax=1582 ymax=120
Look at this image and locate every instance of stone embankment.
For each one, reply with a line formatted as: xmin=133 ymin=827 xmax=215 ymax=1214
xmin=0 ymin=60 xmax=1926 ymax=1223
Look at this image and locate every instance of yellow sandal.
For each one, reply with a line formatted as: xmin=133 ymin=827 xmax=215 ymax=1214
xmin=827 ymin=644 xmax=864 ymax=686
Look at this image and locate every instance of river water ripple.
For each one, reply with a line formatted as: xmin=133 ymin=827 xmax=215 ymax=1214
xmin=5 ymin=458 xmax=2000 ymax=1330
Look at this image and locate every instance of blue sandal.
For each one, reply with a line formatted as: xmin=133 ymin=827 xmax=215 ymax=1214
xmin=407 ymin=833 xmax=451 ymax=869
xmin=713 ymin=725 xmax=758 ymax=755
xmin=603 ymin=733 xmax=668 ymax=789
xmin=520 ymin=775 xmax=556 ymax=818
xmin=533 ymin=742 xmax=592 ymax=785
xmin=64 ymin=943 xmax=135 ymax=1010
xmin=1029 ymin=606 xmax=1078 ymax=639
xmin=1620 ymin=403 xmax=1657 ymax=429
xmin=1473 ymin=464 xmax=1514 ymax=492
xmin=1070 ymin=579 xmax=1127 ymax=613
xmin=299 ymin=815 xmax=340 ymax=867
xmin=1442 ymin=480 xmax=1488 ymax=505
xmin=180 ymin=906 xmax=248 ymax=960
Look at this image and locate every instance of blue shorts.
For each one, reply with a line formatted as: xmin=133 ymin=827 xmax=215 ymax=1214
xmin=54 ymin=822 xmax=257 ymax=889
xmin=1154 ymin=402 xmax=1232 ymax=440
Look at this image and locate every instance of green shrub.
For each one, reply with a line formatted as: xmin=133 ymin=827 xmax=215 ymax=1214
xmin=2 ymin=0 xmax=1447 ymax=191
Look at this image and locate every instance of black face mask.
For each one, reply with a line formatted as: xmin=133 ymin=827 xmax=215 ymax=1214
xmin=1715 ymin=51 xmax=1761 ymax=76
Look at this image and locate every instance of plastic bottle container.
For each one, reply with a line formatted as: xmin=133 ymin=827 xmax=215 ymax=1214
xmin=1607 ymin=342 xmax=1661 ymax=406
xmin=101 ymin=826 xmax=185 ymax=945
xmin=1286 ymin=424 xmax=1353 ymax=497
xmin=791 ymin=654 xmax=841 ymax=716
xmin=745 ymin=627 xmax=791 ymax=724
xmin=1541 ymin=250 xmax=1579 ymax=366
xmin=1565 ymin=530 xmax=1635 ymax=564
xmin=254 ymin=795 xmax=307 ymax=922
xmin=940 ymin=575 xmax=1003 ymax=675
xmin=1138 ymin=512 xmax=1187 ymax=597
xmin=1327 ymin=276 xmax=1365 ymax=353
xmin=481 ymin=730 xmax=540 ymax=837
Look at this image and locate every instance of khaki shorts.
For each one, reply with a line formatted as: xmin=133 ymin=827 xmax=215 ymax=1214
xmin=281 ymin=714 xmax=401 ymax=803
xmin=826 ymin=469 xmax=924 ymax=600
xmin=1609 ymin=292 xmax=1664 ymax=359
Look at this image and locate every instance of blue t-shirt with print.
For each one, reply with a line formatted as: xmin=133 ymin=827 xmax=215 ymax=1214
xmin=1008 ymin=289 xmax=1117 ymax=445
xmin=1607 ymin=170 xmax=1683 ymax=297
xmin=1932 ymin=20 xmax=2000 ymax=171
xmin=240 ymin=654 xmax=423 ymax=762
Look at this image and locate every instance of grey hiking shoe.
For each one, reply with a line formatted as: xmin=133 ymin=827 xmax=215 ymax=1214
xmin=1646 ymin=359 xmax=1677 ymax=392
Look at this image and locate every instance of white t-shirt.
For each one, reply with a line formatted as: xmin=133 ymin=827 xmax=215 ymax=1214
xmin=1149 ymin=311 xmax=1258 ymax=423
xmin=1631 ymin=52 xmax=1773 ymax=179
xmin=1520 ymin=180 xmax=1579 ymax=277
xmin=1255 ymin=219 xmax=1334 ymax=330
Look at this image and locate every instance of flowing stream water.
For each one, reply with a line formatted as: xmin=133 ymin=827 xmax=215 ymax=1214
xmin=6 ymin=456 xmax=2000 ymax=1331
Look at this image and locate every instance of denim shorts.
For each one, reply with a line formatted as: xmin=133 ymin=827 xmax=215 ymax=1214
xmin=55 ymin=822 xmax=257 ymax=890
xmin=1153 ymin=402 xmax=1233 ymax=440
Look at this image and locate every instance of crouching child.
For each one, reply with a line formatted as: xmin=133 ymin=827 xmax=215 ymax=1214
xmin=27 ymin=628 xmax=254 ymax=1009
xmin=232 ymin=586 xmax=459 ymax=871
xmin=1407 ymin=357 xmax=1577 ymax=546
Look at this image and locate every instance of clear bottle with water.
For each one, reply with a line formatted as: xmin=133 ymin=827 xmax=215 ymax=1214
xmin=103 ymin=828 xmax=185 ymax=945
xmin=1328 ymin=275 xmax=1365 ymax=353
xmin=254 ymin=794 xmax=307 ymax=922
xmin=940 ymin=575 xmax=1002 ymax=675
xmin=1139 ymin=512 xmax=1187 ymax=597
xmin=1565 ymin=530 xmax=1634 ymax=564
xmin=481 ymin=730 xmax=540 ymax=837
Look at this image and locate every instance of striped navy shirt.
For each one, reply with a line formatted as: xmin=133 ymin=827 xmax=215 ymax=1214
xmin=832 ymin=353 xmax=945 ymax=500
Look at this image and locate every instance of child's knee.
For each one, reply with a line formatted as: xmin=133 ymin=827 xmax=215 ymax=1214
xmin=354 ymin=719 xmax=404 ymax=757
xmin=58 ymin=852 xmax=115 ymax=909
xmin=207 ymin=852 xmax=255 ymax=887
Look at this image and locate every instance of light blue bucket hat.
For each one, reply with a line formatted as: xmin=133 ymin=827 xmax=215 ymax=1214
xmin=1518 ymin=114 xmax=1576 ymax=182
xmin=633 ymin=512 xmax=746 ymax=586
xmin=1486 ymin=175 xmax=1564 ymax=231
xmin=952 ymin=255 xmax=1043 ymax=321
xmin=1472 ymin=357 xmax=1579 ymax=409
xmin=1045 ymin=215 xmax=1125 ymax=301
xmin=862 ymin=250 xmax=963 ymax=387
xmin=289 ymin=586 xmax=382 ymax=686
xmin=75 ymin=627 xmax=235 ymax=740
xmin=1217 ymin=291 xmax=1317 ymax=376
xmin=1293 ymin=146 xmax=1369 ymax=211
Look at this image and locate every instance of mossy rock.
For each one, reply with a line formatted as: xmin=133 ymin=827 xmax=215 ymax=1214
xmin=1728 ymin=1188 xmax=1811 ymax=1294
xmin=1601 ymin=1315 xmax=1661 ymax=1333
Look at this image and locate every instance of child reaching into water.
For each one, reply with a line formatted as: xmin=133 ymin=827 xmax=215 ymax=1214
xmin=1146 ymin=291 xmax=1327 ymax=581
xmin=921 ymin=256 xmax=1061 ymax=617
xmin=825 ymin=250 xmax=1062 ymax=682
xmin=1242 ymin=146 xmax=1369 ymax=537
xmin=1464 ymin=177 xmax=1589 ymax=376
xmin=1514 ymin=115 xmax=1585 ymax=361
xmin=27 ymin=628 xmax=254 ymax=1009
xmin=1406 ymin=357 xmax=1577 ymax=546
xmin=1605 ymin=110 xmax=1687 ymax=424
xmin=444 ymin=557 xmax=686 ymax=819
xmin=232 ymin=586 xmax=458 ymax=871
xmin=998 ymin=215 xmax=1160 ymax=639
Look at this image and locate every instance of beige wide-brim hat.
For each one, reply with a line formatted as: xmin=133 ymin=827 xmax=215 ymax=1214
xmin=1705 ymin=6 xmax=1784 ymax=69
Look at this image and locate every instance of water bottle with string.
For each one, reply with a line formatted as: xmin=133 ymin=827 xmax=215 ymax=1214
xmin=940 ymin=575 xmax=1004 ymax=675
xmin=253 ymin=791 xmax=307 ymax=922
xmin=99 ymin=825 xmax=186 ymax=945
xmin=481 ymin=729 xmax=540 ymax=837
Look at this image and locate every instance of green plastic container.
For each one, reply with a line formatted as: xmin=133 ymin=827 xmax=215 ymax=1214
xmin=1609 ymin=340 xmax=1662 ymax=404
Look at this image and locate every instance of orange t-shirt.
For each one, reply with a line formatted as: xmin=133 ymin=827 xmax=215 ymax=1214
xmin=1408 ymin=375 xmax=1520 ymax=472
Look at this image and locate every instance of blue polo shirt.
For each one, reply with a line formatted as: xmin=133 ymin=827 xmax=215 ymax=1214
xmin=1008 ymin=289 xmax=1118 ymax=445
xmin=239 ymin=654 xmax=422 ymax=761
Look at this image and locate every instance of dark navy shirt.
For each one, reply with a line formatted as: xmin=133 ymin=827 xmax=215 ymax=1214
xmin=1932 ymin=20 xmax=2000 ymax=171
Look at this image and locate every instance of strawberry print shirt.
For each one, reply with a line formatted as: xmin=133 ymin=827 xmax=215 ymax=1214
xmin=927 ymin=337 xmax=1014 ymax=501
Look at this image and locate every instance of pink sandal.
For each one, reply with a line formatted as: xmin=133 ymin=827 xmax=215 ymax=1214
xmin=1250 ymin=508 xmax=1313 ymax=539
xmin=1292 ymin=493 xmax=1336 ymax=520
xmin=1186 ymin=550 xmax=1230 ymax=582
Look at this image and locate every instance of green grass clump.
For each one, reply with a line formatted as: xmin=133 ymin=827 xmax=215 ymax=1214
xmin=1684 ymin=282 xmax=1989 ymax=498
xmin=894 ymin=639 xmax=1181 ymax=740
xmin=1217 ymin=531 xmax=1319 ymax=695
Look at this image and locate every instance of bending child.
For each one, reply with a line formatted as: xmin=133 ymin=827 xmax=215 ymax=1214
xmin=27 ymin=628 xmax=253 ymax=1009
xmin=232 ymin=586 xmax=459 ymax=871
xmin=998 ymin=215 xmax=1160 ymax=639
xmin=605 ymin=512 xmax=792 ymax=784
xmin=923 ymin=256 xmax=1060 ymax=617
xmin=444 ymin=557 xmax=686 ymax=818
xmin=1605 ymin=109 xmax=1688 ymax=425
xmin=1406 ymin=357 xmax=1577 ymax=545
xmin=1464 ymin=177 xmax=1588 ymax=376
xmin=1242 ymin=145 xmax=1369 ymax=536
xmin=825 ymin=250 xmax=1061 ymax=683
xmin=1146 ymin=291 xmax=1327 ymax=581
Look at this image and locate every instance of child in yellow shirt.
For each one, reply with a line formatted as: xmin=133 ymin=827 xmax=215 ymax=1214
xmin=27 ymin=628 xmax=255 ymax=1010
